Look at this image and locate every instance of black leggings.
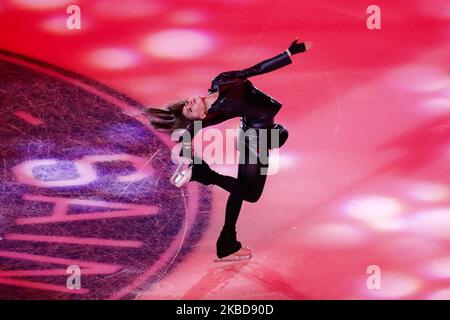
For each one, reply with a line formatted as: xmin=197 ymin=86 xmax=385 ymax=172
xmin=209 ymin=130 xmax=270 ymax=233
xmin=222 ymin=161 xmax=268 ymax=233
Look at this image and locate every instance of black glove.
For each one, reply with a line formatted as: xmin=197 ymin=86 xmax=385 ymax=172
xmin=288 ymin=38 xmax=306 ymax=55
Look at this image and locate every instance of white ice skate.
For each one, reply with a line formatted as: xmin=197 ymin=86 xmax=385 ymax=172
xmin=213 ymin=245 xmax=252 ymax=263
xmin=170 ymin=162 xmax=192 ymax=188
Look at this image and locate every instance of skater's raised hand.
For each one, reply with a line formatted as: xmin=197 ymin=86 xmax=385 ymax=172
xmin=304 ymin=41 xmax=313 ymax=51
xmin=288 ymin=37 xmax=312 ymax=54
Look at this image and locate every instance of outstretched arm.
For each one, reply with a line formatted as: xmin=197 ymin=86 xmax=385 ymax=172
xmin=209 ymin=38 xmax=312 ymax=92
xmin=239 ymin=37 xmax=312 ymax=77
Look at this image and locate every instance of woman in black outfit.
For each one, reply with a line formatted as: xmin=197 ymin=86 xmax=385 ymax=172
xmin=147 ymin=38 xmax=312 ymax=262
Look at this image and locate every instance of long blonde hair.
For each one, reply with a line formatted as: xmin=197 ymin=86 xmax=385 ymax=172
xmin=145 ymin=99 xmax=193 ymax=133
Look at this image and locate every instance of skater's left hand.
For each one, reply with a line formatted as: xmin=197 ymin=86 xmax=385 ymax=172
xmin=288 ymin=37 xmax=312 ymax=54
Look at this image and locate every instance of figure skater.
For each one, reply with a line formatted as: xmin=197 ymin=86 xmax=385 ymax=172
xmin=147 ymin=37 xmax=312 ymax=262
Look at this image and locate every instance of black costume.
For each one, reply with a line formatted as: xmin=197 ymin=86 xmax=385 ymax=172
xmin=186 ymin=50 xmax=293 ymax=135
xmin=186 ymin=49 xmax=300 ymax=258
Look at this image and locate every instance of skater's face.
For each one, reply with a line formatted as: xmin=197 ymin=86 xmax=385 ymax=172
xmin=183 ymin=95 xmax=207 ymax=120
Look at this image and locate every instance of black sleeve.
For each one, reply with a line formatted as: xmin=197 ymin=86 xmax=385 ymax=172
xmin=209 ymin=51 xmax=292 ymax=93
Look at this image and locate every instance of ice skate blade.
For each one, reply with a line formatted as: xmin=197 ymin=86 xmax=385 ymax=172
xmin=170 ymin=164 xmax=192 ymax=188
xmin=213 ymin=254 xmax=252 ymax=263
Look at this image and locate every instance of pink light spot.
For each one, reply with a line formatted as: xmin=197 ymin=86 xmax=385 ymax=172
xmin=409 ymin=208 xmax=450 ymax=239
xmin=427 ymin=288 xmax=450 ymax=300
xmin=87 ymin=48 xmax=141 ymax=70
xmin=142 ymin=29 xmax=214 ymax=60
xmin=421 ymin=97 xmax=450 ymax=114
xmin=409 ymin=181 xmax=449 ymax=202
xmin=386 ymin=64 xmax=450 ymax=92
xmin=343 ymin=195 xmax=405 ymax=231
xmin=366 ymin=272 xmax=421 ymax=299
xmin=426 ymin=258 xmax=450 ymax=279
